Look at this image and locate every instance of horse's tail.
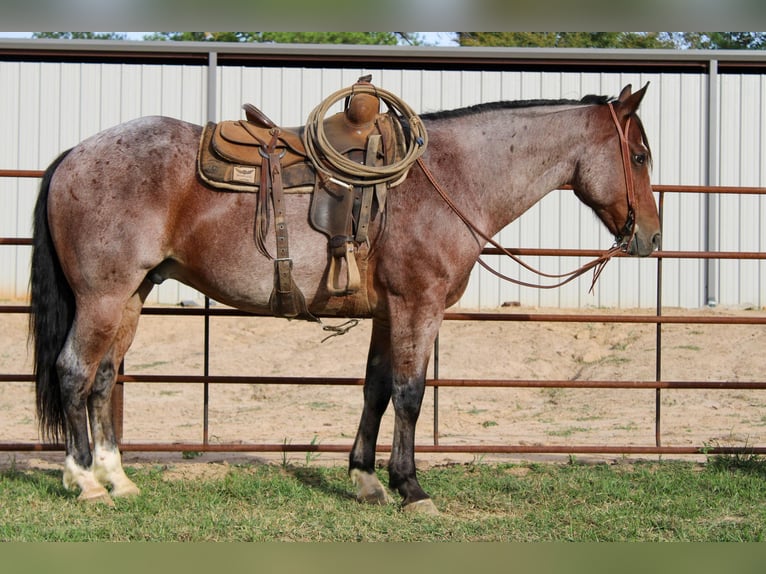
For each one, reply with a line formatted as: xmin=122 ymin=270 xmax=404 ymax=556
xmin=29 ymin=149 xmax=74 ymax=443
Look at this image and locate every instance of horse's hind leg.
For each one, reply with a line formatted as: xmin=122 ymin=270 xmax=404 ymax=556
xmin=88 ymin=287 xmax=151 ymax=499
xmin=59 ymin=289 xmax=147 ymax=504
xmin=87 ymin=356 xmax=138 ymax=499
xmin=58 ymin=299 xmax=124 ymax=504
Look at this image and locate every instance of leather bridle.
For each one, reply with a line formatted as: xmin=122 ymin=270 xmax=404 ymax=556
xmin=606 ymin=102 xmax=638 ymax=253
xmin=417 ymin=100 xmax=641 ymax=291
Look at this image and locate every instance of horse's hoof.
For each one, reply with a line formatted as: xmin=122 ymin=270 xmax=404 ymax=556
xmin=111 ymin=482 xmax=140 ymax=499
xmin=358 ymin=488 xmax=393 ymax=505
xmin=402 ymin=498 xmax=440 ymax=515
xmin=350 ymin=469 xmax=393 ymax=505
xmin=78 ymin=488 xmax=115 ymax=507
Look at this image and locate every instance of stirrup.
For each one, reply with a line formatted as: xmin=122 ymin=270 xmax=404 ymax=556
xmin=327 ymin=238 xmax=361 ymax=296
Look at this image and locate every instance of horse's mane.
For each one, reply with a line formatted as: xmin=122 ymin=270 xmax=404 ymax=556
xmin=419 ymin=94 xmax=612 ymax=121
xmin=419 ymin=93 xmax=652 ymax=163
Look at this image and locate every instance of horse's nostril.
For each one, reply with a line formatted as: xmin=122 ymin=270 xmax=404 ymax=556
xmin=652 ymin=232 xmax=662 ymax=250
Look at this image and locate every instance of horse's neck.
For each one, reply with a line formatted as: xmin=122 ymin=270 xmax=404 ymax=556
xmin=430 ymin=106 xmax=589 ymax=237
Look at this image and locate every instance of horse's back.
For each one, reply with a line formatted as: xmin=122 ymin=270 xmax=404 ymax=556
xmin=58 ymin=115 xmax=199 ymax=175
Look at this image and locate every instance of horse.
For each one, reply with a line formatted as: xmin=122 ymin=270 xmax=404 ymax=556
xmin=30 ymin=83 xmax=660 ymax=513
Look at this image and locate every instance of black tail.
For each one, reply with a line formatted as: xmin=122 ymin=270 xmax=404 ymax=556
xmin=29 ymin=149 xmax=75 ymax=443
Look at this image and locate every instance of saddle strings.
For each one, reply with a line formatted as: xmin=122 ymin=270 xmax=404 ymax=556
xmin=416 ymin=101 xmax=637 ymax=293
xmin=320 ymin=319 xmax=361 ymax=342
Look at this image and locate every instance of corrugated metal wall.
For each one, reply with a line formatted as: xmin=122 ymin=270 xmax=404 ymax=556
xmin=717 ymin=74 xmax=766 ymax=309
xmin=0 ymin=61 xmax=210 ymax=303
xmin=1 ymin=48 xmax=764 ymax=309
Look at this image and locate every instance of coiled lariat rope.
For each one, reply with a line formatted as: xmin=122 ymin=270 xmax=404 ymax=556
xmin=303 ymin=82 xmax=428 ymax=187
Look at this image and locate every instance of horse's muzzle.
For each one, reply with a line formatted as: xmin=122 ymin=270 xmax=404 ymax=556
xmin=626 ymin=230 xmax=661 ymax=257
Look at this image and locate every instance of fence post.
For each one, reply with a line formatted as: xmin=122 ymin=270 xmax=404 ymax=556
xmin=704 ymin=58 xmax=719 ymax=307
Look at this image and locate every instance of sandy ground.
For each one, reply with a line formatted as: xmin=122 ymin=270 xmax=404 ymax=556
xmin=1 ymin=305 xmax=765 ymax=473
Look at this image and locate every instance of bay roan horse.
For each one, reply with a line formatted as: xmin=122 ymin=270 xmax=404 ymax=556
xmin=30 ymin=83 xmax=660 ymax=513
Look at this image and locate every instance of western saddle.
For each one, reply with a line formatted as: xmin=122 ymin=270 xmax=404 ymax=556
xmin=197 ymin=76 xmax=424 ymax=319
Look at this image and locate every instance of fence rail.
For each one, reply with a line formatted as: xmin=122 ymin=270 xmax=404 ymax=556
xmin=2 ymin=168 xmax=765 ymax=457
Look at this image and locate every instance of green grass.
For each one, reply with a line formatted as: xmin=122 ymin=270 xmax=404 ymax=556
xmin=2 ymin=458 xmax=766 ymax=541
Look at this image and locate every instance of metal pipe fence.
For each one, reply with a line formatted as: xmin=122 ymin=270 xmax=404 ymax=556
xmin=2 ymin=168 xmax=765 ymax=457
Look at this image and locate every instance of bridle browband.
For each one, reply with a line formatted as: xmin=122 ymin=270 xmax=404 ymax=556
xmin=417 ymin=100 xmax=640 ymax=292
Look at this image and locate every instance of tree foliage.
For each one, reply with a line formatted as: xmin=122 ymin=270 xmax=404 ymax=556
xmin=32 ymin=32 xmax=127 ymax=40
xmin=457 ymin=32 xmax=766 ymax=50
xmin=674 ymin=32 xmax=766 ymax=49
xmin=458 ymin=32 xmax=673 ymax=48
xmin=30 ymin=32 xmax=766 ymax=50
xmin=143 ymin=32 xmax=416 ymax=45
xmin=31 ymin=32 xmax=420 ymax=45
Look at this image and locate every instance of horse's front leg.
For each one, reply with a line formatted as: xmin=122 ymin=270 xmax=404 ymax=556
xmin=349 ymin=319 xmax=394 ymax=505
xmin=386 ymin=306 xmax=442 ymax=515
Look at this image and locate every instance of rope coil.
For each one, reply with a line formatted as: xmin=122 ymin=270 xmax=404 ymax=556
xmin=303 ymin=82 xmax=428 ymax=187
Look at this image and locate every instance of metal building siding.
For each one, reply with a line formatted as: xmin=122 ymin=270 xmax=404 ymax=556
xmin=0 ymin=61 xmax=209 ymax=304
xmin=735 ymin=75 xmax=763 ymax=307
xmin=0 ymin=62 xmax=20 ymax=299
xmin=761 ymin=75 xmax=766 ymax=306
xmin=650 ymin=73 xmax=709 ymax=309
xmin=718 ymin=74 xmax=765 ymax=308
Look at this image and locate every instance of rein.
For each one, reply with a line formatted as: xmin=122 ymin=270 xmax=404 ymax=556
xmin=417 ymin=101 xmax=638 ymax=292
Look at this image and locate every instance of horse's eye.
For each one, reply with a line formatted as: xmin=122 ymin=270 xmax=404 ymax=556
xmin=633 ymin=153 xmax=646 ymax=166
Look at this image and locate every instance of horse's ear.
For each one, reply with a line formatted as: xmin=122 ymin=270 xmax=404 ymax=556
xmin=617 ymin=82 xmax=649 ymax=116
xmin=617 ymin=84 xmax=633 ymax=102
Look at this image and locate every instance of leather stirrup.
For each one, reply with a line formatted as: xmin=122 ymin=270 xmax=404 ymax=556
xmin=325 ymin=134 xmax=381 ymax=296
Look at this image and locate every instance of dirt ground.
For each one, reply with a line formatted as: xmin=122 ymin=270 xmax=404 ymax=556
xmin=1 ymin=304 xmax=765 ymax=474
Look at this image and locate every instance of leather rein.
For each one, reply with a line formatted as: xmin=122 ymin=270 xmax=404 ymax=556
xmin=417 ymin=101 xmax=638 ymax=292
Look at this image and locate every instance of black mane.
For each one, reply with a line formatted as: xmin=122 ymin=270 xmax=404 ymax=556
xmin=420 ymin=94 xmax=612 ymax=121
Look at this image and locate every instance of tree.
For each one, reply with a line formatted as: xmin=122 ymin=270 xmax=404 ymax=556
xmin=32 ymin=32 xmax=127 ymax=40
xmin=675 ymin=32 xmax=766 ymax=49
xmin=144 ymin=32 xmax=419 ymax=45
xmin=457 ymin=32 xmax=675 ymax=49
xmin=457 ymin=32 xmax=766 ymax=50
xmin=143 ymin=32 xmax=243 ymax=42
